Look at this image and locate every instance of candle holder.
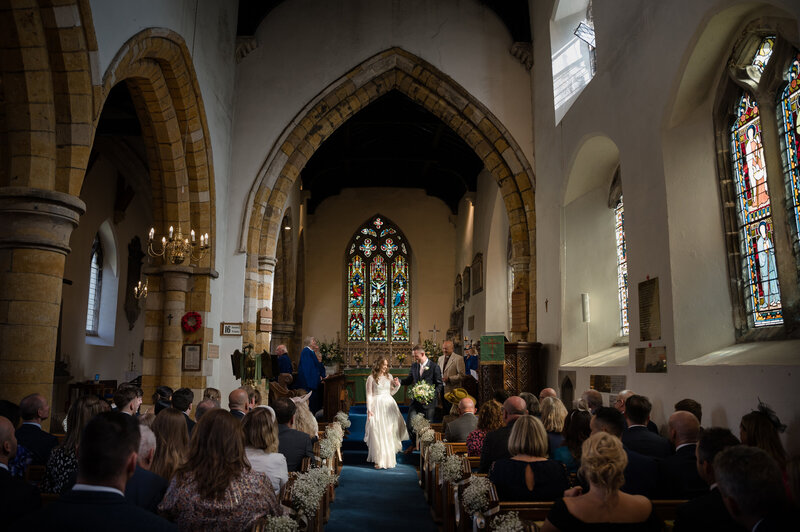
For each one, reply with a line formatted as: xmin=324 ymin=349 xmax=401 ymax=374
xmin=147 ymin=225 xmax=210 ymax=265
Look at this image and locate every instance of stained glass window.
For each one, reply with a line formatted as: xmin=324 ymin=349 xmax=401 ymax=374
xmin=731 ymin=90 xmax=783 ymax=326
xmin=86 ymin=234 xmax=103 ymax=335
xmin=779 ymin=51 xmax=800 ymax=247
xmin=346 ymin=215 xmax=411 ymax=344
xmin=614 ymin=199 xmax=629 ymax=336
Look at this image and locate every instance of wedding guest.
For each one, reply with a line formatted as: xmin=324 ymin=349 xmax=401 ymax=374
xmin=291 ymin=394 xmax=319 ymax=441
xmin=114 ymin=384 xmax=143 ymax=416
xmin=553 ymin=409 xmax=591 ymax=476
xmin=13 ymin=412 xmax=176 ymax=531
xmin=444 ymin=396 xmax=477 ymax=443
xmin=581 ymin=390 xmax=603 ymax=415
xmin=519 ymin=392 xmax=541 ymax=417
xmin=739 ymin=402 xmax=787 ymax=471
xmin=616 ymin=390 xmax=658 ymax=434
xmin=439 ymin=340 xmax=467 ymax=402
xmin=673 ymin=428 xmax=745 ymax=532
xmin=243 ymin=407 xmax=288 ymax=496
xmin=273 ymin=397 xmax=314 ymax=472
xmin=202 ymin=387 xmax=221 ymax=405
xmin=621 ymin=395 xmax=670 ymax=458
xmin=15 ymin=393 xmax=58 ymax=466
xmin=658 ymin=410 xmax=706 ymax=499
xmin=194 ymin=399 xmax=217 ymax=421
xmin=467 ymin=399 xmax=504 ymax=456
xmin=40 ymin=395 xmax=106 ymax=494
xmin=541 ymin=432 xmax=660 ymax=532
xmin=674 ymin=398 xmax=702 ymax=424
xmin=463 ymin=344 xmax=479 ymax=375
xmin=151 ymin=408 xmax=189 ymax=481
xmin=295 ymin=337 xmax=326 ymax=414
xmin=0 ymin=415 xmax=40 ymax=528
xmin=715 ymin=445 xmax=791 ymax=531
xmin=170 ymin=388 xmax=195 ymax=435
xmin=125 ymin=425 xmax=168 ymax=514
xmin=153 ymin=386 xmax=173 ymax=415
xmin=539 ymin=388 xmax=557 ymax=402
xmin=541 ymin=396 xmax=568 ymax=457
xmin=274 ymin=344 xmax=294 ymax=387
xmin=479 ymin=396 xmax=527 ymax=473
xmin=489 ymin=415 xmax=569 ymax=501
xmin=159 ymin=409 xmax=285 ymax=530
xmin=243 ymin=385 xmax=260 ymax=411
xmin=138 ymin=412 xmax=155 ymax=428
xmin=228 ymin=388 xmax=249 ymax=420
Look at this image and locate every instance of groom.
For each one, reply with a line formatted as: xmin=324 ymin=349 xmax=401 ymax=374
xmin=401 ymin=344 xmax=443 ymax=446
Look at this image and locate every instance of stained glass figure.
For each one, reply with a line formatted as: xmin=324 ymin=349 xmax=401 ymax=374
xmin=370 ymin=256 xmax=387 ymax=341
xmin=731 ymin=91 xmax=783 ymax=326
xmin=614 ymin=200 xmax=629 ymax=337
xmin=347 ymin=256 xmax=366 ymax=341
xmin=392 ymin=256 xmax=409 ymax=342
xmin=751 ymin=36 xmax=775 ymax=73
xmin=779 ymin=52 xmax=800 ymax=246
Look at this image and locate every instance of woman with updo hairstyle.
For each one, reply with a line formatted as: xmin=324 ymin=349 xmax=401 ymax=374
xmin=243 ymin=407 xmax=288 ymax=496
xmin=541 ymin=396 xmax=568 ymax=457
xmin=740 ymin=402 xmax=787 ymax=471
xmin=159 ymin=409 xmax=285 ymax=530
xmin=466 ymin=399 xmax=504 ymax=456
xmin=489 ymin=415 xmax=569 ymax=501
xmin=541 ymin=432 xmax=659 ymax=531
xmin=151 ymin=407 xmax=189 ymax=481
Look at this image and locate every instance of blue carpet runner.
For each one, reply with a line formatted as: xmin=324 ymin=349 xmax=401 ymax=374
xmin=325 ymin=407 xmax=435 ymax=531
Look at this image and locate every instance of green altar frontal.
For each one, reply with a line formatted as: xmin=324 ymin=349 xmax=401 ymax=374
xmin=344 ymin=367 xmax=410 ymax=404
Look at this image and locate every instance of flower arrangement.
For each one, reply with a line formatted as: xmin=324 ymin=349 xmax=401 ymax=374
xmin=491 ymin=512 xmax=524 ymax=532
xmin=427 ymin=441 xmax=446 ymax=464
xmin=258 ymin=515 xmax=299 ymax=532
xmin=422 ymin=338 xmax=443 ymax=363
xmin=410 ymin=413 xmax=430 ymax=434
xmin=462 ymin=475 xmax=492 ymax=516
xmin=419 ymin=427 xmax=436 ymax=443
xmin=326 ymin=423 xmax=344 ymax=444
xmin=292 ymin=467 xmax=338 ymax=517
xmin=395 ymin=352 xmax=407 ymax=366
xmin=319 ymin=436 xmax=337 ymax=460
xmin=410 ymin=381 xmax=436 ymax=405
xmin=441 ymin=454 xmax=465 ymax=483
xmin=352 ymin=352 xmax=364 ymax=366
xmin=319 ymin=338 xmax=344 ymax=365
xmin=334 ymin=411 xmax=351 ymax=430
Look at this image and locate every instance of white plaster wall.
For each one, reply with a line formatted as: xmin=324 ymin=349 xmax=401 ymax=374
xmin=533 ymin=0 xmax=800 ymax=452
xmin=303 ymin=188 xmax=454 ymax=347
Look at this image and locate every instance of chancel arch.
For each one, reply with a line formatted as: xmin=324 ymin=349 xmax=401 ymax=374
xmin=240 ymin=48 xmax=536 ymax=347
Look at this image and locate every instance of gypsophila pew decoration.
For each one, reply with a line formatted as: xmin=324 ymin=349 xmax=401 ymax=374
xmin=427 ymin=441 xmax=446 ymax=464
xmin=319 ymin=437 xmax=337 ymax=461
xmin=258 ymin=515 xmax=300 ymax=532
xmin=326 ymin=422 xmax=344 ymax=444
xmin=462 ymin=475 xmax=492 ymax=516
xmin=410 ymin=381 xmax=436 ymax=406
xmin=491 ymin=511 xmax=524 ymax=532
xmin=419 ymin=427 xmax=436 ymax=443
xmin=291 ymin=467 xmax=338 ymax=521
xmin=410 ymin=413 xmax=430 ymax=434
xmin=441 ymin=454 xmax=465 ymax=483
xmin=334 ymin=411 xmax=351 ymax=430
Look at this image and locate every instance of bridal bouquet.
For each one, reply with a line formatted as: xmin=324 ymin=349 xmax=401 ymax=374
xmin=410 ymin=381 xmax=436 ymax=405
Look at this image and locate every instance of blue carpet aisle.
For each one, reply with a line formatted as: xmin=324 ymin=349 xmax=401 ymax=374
xmin=325 ymin=406 xmax=437 ymax=532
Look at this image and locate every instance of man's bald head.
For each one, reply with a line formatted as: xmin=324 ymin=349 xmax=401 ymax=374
xmin=0 ymin=416 xmax=18 ymax=464
xmin=459 ymin=397 xmax=475 ymax=415
xmin=503 ymin=396 xmax=528 ymax=425
xmin=539 ymin=388 xmax=557 ymax=401
xmin=668 ymin=410 xmax=700 ymax=446
xmin=614 ymin=389 xmax=635 ymax=413
xmin=582 ymin=389 xmax=603 ymax=413
xmin=229 ymin=388 xmax=248 ymax=411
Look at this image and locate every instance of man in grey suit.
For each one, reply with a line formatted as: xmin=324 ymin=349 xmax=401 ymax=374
xmin=273 ymin=397 xmax=314 ymax=472
xmin=444 ymin=396 xmax=477 ymax=443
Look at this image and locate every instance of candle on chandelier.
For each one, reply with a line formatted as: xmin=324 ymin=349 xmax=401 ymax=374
xmin=161 ymin=236 xmax=166 ymax=246
xmin=204 ymin=233 xmax=209 ymax=247
xmin=199 ymin=234 xmax=204 ymax=246
xmin=191 ymin=229 xmax=195 ymax=242
xmin=169 ymin=226 xmax=174 ymax=238
xmin=149 ymin=227 xmax=154 ymax=241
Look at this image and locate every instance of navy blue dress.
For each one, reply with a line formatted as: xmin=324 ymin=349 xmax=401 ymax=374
xmin=489 ymin=458 xmax=569 ymax=501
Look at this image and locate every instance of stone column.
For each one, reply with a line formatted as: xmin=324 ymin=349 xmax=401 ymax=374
xmin=159 ymin=266 xmax=193 ymax=392
xmin=509 ymin=256 xmax=531 ymax=342
xmin=0 ymin=188 xmax=85 ymax=429
xmin=255 ymin=255 xmax=277 ymax=352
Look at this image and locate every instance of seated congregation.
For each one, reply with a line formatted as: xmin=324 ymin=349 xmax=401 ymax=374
xmin=1 ymin=382 xmax=798 ymax=531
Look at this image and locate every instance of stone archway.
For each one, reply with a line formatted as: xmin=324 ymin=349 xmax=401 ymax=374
xmin=240 ymin=48 xmax=536 ymax=348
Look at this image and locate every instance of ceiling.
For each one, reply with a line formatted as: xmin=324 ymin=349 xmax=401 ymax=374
xmin=300 ymin=91 xmax=484 ymax=214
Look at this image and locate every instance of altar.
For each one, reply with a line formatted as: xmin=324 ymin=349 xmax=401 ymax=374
xmin=344 ymin=367 xmax=410 ymax=404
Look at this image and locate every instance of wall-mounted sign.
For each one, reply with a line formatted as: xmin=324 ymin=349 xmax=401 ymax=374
xmin=220 ymin=322 xmax=243 ymax=336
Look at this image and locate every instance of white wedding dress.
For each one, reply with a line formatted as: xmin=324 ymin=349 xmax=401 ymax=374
xmin=365 ymin=374 xmax=409 ymax=468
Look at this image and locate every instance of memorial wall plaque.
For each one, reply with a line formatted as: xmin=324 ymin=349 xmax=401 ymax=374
xmin=635 ymin=346 xmax=667 ymax=373
xmin=638 ymin=278 xmax=661 ymax=341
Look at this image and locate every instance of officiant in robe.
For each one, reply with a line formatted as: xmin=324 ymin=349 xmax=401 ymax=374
xmin=294 ymin=337 xmax=326 ymax=414
xmin=400 ymin=345 xmax=443 ymax=445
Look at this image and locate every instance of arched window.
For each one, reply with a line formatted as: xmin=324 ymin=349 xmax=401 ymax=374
xmin=86 ymin=233 xmax=103 ymax=335
xmin=779 ymin=50 xmax=800 ymax=254
xmin=614 ymin=197 xmax=629 ymax=336
xmin=345 ymin=215 xmax=410 ymax=345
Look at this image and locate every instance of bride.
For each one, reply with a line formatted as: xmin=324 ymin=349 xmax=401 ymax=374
xmin=365 ymin=356 xmax=409 ymax=469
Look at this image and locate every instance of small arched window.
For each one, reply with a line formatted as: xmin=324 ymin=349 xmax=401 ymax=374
xmin=86 ymin=233 xmax=103 ymax=335
xmin=345 ymin=215 xmax=411 ymax=344
xmin=614 ymin=197 xmax=629 ymax=337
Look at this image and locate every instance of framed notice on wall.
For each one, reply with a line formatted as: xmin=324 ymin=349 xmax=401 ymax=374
xmin=220 ymin=322 xmax=243 ymax=336
xmin=182 ymin=344 xmax=202 ymax=371
xmin=638 ymin=278 xmax=661 ymax=341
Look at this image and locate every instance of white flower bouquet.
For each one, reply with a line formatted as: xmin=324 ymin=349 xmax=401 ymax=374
xmin=427 ymin=441 xmax=446 ymax=464
xmin=334 ymin=411 xmax=351 ymax=430
xmin=410 ymin=381 xmax=436 ymax=405
xmin=462 ymin=475 xmax=492 ymax=515
xmin=326 ymin=423 xmax=344 ymax=444
xmin=319 ymin=436 xmax=337 ymax=460
xmin=291 ymin=467 xmax=338 ymax=517
xmin=419 ymin=427 xmax=435 ymax=443
xmin=410 ymin=413 xmax=430 ymax=434
xmin=491 ymin=511 xmax=524 ymax=532
xmin=259 ymin=515 xmax=299 ymax=532
xmin=441 ymin=454 xmax=465 ymax=483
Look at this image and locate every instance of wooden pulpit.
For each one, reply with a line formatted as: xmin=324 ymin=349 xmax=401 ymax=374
xmin=478 ymin=341 xmax=544 ymax=404
xmin=321 ymin=373 xmax=346 ymax=422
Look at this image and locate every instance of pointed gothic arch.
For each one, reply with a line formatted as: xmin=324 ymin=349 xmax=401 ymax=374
xmin=240 ymin=48 xmax=536 ymax=346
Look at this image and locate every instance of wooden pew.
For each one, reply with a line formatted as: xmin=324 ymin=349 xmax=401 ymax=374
xmin=440 ymin=455 xmax=471 ymax=532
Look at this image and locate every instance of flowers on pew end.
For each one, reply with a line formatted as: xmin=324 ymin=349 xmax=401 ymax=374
xmin=410 ymin=381 xmax=436 ymax=406
xmin=410 ymin=413 xmax=430 ymax=434
xmin=491 ymin=511 xmax=523 ymax=532
xmin=441 ymin=454 xmax=465 ymax=483
xmin=258 ymin=515 xmax=299 ymax=532
xmin=326 ymin=423 xmax=344 ymax=444
xmin=319 ymin=437 xmax=338 ymax=460
xmin=419 ymin=427 xmax=436 ymax=444
xmin=462 ymin=475 xmax=492 ymax=516
xmin=334 ymin=411 xmax=351 ymax=430
xmin=292 ymin=467 xmax=338 ymax=518
xmin=427 ymin=441 xmax=446 ymax=464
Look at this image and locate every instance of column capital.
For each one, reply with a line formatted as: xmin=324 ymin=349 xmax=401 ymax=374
xmin=0 ymin=187 xmax=86 ymax=255
xmin=258 ymin=255 xmax=278 ymax=273
xmin=509 ymin=256 xmax=531 ymax=272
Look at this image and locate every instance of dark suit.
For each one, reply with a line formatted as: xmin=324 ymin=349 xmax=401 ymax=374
xmin=621 ymin=446 xmax=659 ymax=497
xmin=478 ymin=419 xmax=517 ymax=474
xmin=401 ymin=358 xmax=443 ymax=439
xmin=658 ymin=444 xmax=707 ymax=500
xmin=125 ymin=465 xmax=168 ymax=514
xmin=674 ymin=486 xmax=747 ymax=532
xmin=15 ymin=423 xmax=58 ymax=466
xmin=0 ymin=466 xmax=40 ymax=531
xmin=183 ymin=413 xmax=196 ymax=435
xmin=622 ymin=425 xmax=671 ymax=458
xmin=230 ymin=409 xmax=246 ymax=421
xmin=11 ymin=489 xmax=176 ymax=531
xmin=444 ymin=412 xmax=477 ymax=443
xmin=278 ymin=424 xmax=314 ymax=472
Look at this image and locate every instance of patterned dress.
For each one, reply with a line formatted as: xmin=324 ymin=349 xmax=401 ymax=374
xmin=158 ymin=469 xmax=285 ymax=531
xmin=466 ymin=428 xmax=487 ymax=457
xmin=39 ymin=445 xmax=77 ymax=494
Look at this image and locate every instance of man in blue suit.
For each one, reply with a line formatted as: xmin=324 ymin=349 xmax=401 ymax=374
xmin=400 ymin=344 xmax=443 ymax=445
xmin=294 ymin=337 xmax=326 ymax=414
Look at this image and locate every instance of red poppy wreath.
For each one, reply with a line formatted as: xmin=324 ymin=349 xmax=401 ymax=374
xmin=181 ymin=311 xmax=202 ymax=333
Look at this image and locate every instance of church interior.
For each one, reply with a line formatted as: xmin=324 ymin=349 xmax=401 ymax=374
xmin=1 ymin=0 xmax=799 ymax=470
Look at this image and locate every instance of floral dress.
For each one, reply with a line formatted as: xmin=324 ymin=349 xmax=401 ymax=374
xmin=466 ymin=428 xmax=487 ymax=457
xmin=39 ymin=445 xmax=77 ymax=494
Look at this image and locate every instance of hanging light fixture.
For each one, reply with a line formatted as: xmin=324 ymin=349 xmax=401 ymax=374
xmin=146 ymin=225 xmax=210 ymax=265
